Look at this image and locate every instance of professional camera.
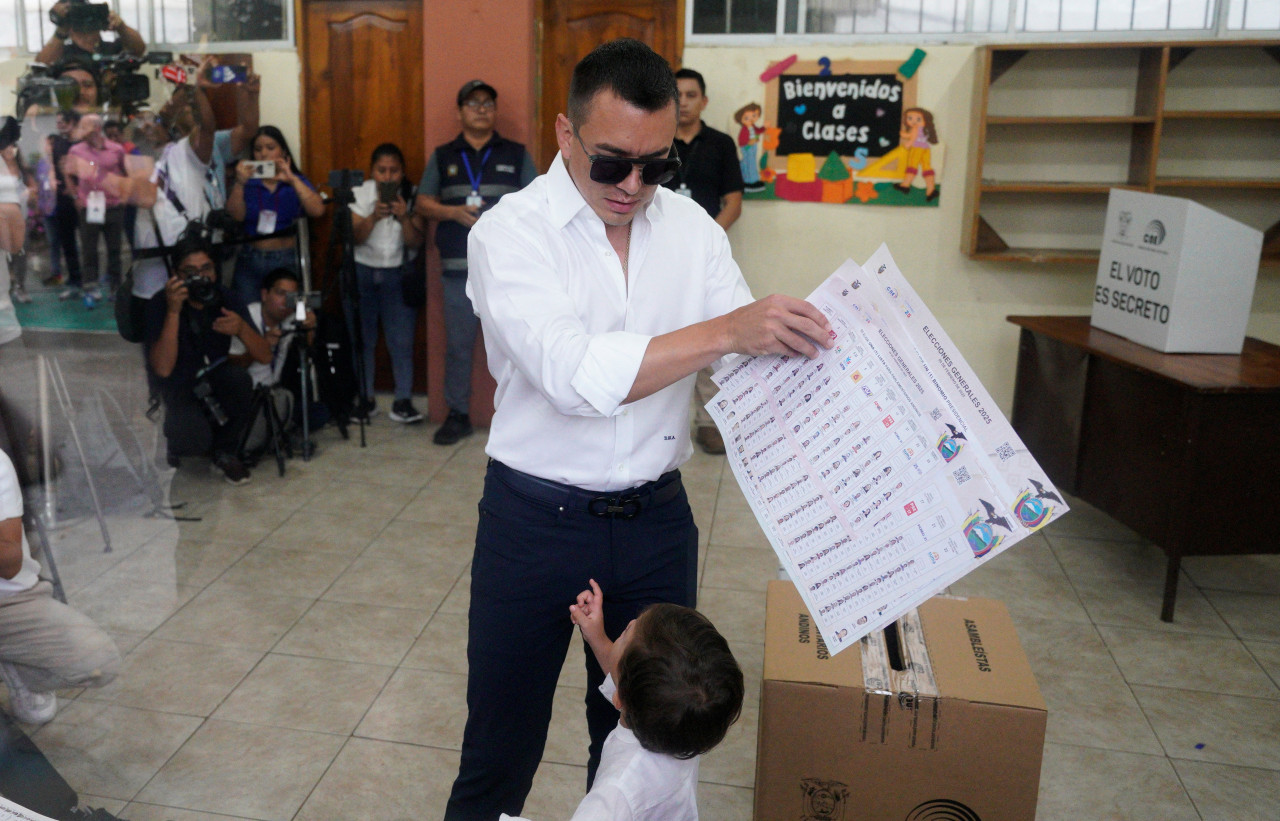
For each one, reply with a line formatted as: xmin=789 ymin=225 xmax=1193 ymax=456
xmin=192 ymin=361 xmax=229 ymax=427
xmin=182 ymin=273 xmax=222 ymax=308
xmin=94 ymin=52 xmax=174 ymax=113
xmin=50 ymin=0 xmax=111 ymax=33
xmin=13 ymin=63 xmax=78 ymax=116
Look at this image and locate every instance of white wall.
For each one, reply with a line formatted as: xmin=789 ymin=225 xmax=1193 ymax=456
xmin=687 ymin=44 xmax=1280 ymax=413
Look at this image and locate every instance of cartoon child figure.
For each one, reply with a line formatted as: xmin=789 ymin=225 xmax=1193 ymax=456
xmin=734 ymin=102 xmax=767 ymax=191
xmin=896 ymin=107 xmax=939 ymax=202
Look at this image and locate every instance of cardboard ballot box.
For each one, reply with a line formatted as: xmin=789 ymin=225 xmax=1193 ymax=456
xmin=1091 ymin=189 xmax=1262 ymax=354
xmin=755 ymin=582 xmax=1046 ymax=821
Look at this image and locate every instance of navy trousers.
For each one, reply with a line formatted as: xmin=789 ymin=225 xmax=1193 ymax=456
xmin=444 ymin=461 xmax=698 ymax=821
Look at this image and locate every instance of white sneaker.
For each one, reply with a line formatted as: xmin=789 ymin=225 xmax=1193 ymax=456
xmin=0 ymin=662 xmax=58 ymax=724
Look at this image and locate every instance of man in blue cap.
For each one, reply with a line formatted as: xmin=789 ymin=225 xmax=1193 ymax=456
xmin=416 ymin=80 xmax=537 ymax=444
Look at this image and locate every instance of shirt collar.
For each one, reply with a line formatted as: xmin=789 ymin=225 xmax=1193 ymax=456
xmin=545 ymin=154 xmax=667 ymax=231
xmin=675 ymin=120 xmax=708 ymax=146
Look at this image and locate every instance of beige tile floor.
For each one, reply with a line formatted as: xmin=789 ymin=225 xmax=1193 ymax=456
xmin=4 ymin=376 xmax=1279 ymax=819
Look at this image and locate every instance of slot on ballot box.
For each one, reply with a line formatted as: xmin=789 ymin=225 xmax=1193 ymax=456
xmin=755 ymin=581 xmax=1047 ymax=821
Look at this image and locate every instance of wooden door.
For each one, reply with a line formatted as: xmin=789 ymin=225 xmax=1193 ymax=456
xmin=538 ymin=0 xmax=683 ymax=168
xmin=299 ymin=0 xmax=426 ymax=394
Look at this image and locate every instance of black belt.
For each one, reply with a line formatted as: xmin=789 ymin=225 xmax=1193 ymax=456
xmin=490 ymin=460 xmax=683 ymax=520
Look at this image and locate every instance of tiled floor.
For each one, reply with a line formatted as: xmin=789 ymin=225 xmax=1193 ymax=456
xmin=3 ymin=337 xmax=1280 ymax=820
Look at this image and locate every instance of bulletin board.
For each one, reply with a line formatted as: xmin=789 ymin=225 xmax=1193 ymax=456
xmin=738 ymin=54 xmax=942 ymax=207
xmin=766 ymin=60 xmax=915 ymax=164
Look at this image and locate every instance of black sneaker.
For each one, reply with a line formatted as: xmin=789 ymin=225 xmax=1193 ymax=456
xmin=389 ymin=398 xmax=424 ymax=424
xmin=433 ymin=410 xmax=473 ymax=445
xmin=211 ymin=452 xmax=251 ymax=486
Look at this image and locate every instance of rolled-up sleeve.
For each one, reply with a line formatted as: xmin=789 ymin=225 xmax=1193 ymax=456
xmin=467 ymin=218 xmax=651 ymax=419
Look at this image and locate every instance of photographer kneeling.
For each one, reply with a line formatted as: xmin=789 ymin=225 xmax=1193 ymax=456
xmin=145 ymin=232 xmax=270 ymax=484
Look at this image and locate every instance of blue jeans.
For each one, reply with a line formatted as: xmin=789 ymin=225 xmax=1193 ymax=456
xmin=232 ymin=246 xmax=297 ymax=308
xmin=346 ymin=262 xmax=417 ymax=401
xmin=444 ymin=462 xmax=697 ymax=820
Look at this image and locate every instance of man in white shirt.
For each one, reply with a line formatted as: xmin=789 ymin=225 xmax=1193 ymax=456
xmin=447 ymin=38 xmax=830 ymax=821
xmin=0 ymin=449 xmax=120 ymax=725
xmin=133 ymin=60 xmax=259 ymax=300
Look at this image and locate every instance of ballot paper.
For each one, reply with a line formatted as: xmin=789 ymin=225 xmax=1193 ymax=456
xmin=707 ymin=245 xmax=1069 ymax=655
xmin=0 ymin=795 xmax=57 ymax=821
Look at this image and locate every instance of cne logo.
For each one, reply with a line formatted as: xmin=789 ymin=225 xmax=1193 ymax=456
xmin=800 ymin=778 xmax=849 ymax=821
xmin=905 ymin=798 xmax=982 ymax=821
xmin=1143 ymin=219 xmax=1166 ymax=246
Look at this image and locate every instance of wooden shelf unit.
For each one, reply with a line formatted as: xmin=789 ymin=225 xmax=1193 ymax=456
xmin=965 ymin=41 xmax=1280 ymax=265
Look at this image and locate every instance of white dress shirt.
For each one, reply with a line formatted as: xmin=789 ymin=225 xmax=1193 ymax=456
xmin=467 ymin=156 xmax=753 ymax=491
xmin=499 ymin=674 xmax=701 ymax=821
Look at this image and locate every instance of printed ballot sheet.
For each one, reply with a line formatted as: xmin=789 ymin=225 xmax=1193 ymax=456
xmin=707 ymin=245 xmax=1069 ymax=655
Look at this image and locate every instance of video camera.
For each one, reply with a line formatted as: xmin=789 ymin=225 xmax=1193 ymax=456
xmin=14 ymin=64 xmax=77 ymax=116
xmin=93 ymin=52 xmax=173 ymax=110
xmin=50 ymin=0 xmax=111 ymax=33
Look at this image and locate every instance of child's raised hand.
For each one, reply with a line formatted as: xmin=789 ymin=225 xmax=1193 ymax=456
xmin=569 ymin=578 xmax=606 ymax=644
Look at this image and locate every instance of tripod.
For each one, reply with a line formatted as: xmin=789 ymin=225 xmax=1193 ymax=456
xmin=324 ymin=169 xmax=369 ymax=449
xmin=235 ymin=322 xmax=317 ymax=475
xmin=236 ymin=382 xmax=292 ymax=477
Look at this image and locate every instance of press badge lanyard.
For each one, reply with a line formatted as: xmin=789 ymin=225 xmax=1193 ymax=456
xmin=461 ymin=148 xmax=491 ymax=208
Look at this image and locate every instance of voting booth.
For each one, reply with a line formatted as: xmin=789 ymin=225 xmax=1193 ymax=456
xmin=1090 ymin=189 xmax=1263 ymax=354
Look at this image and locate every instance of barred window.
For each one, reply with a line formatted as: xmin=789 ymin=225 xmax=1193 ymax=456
xmin=4 ymin=0 xmax=290 ymax=53
xmin=688 ymin=0 xmax=1280 ymax=38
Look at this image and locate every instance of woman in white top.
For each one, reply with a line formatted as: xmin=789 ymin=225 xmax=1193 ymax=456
xmin=0 ymin=118 xmax=29 ymax=345
xmin=347 ymin=143 xmax=424 ymax=423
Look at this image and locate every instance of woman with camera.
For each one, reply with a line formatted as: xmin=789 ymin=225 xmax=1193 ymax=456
xmin=226 ymin=126 xmax=324 ymax=307
xmin=346 ymin=143 xmax=424 ymax=423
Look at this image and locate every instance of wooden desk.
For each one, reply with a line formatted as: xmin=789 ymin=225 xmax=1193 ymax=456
xmin=1007 ymin=315 xmax=1280 ymax=621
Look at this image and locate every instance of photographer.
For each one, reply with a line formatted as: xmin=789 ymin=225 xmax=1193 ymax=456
xmin=226 ymin=126 xmax=323 ymax=307
xmin=229 ymin=267 xmax=315 ymax=389
xmin=229 ymin=268 xmax=329 ymax=441
xmin=131 ymin=62 xmax=225 ymax=300
xmin=36 ymin=1 xmax=146 ymax=68
xmin=144 ymin=231 xmax=269 ymax=484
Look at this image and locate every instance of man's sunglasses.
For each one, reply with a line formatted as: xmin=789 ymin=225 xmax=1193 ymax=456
xmin=574 ymin=130 xmax=680 ymax=187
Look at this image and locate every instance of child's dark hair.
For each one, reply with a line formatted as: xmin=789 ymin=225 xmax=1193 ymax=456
xmin=370 ymin=142 xmax=405 ymax=170
xmin=614 ymin=603 xmax=743 ymax=759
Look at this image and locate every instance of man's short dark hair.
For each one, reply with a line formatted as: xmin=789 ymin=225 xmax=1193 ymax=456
xmin=168 ymin=230 xmax=215 ymax=273
xmin=674 ymin=68 xmax=706 ymax=96
xmin=615 ymin=603 xmax=743 ymax=760
xmin=567 ymin=38 xmax=678 ymax=127
xmin=262 ymin=268 xmax=299 ymax=293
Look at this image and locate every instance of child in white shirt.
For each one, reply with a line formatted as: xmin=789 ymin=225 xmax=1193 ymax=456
xmin=503 ymin=580 xmax=744 ymax=821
